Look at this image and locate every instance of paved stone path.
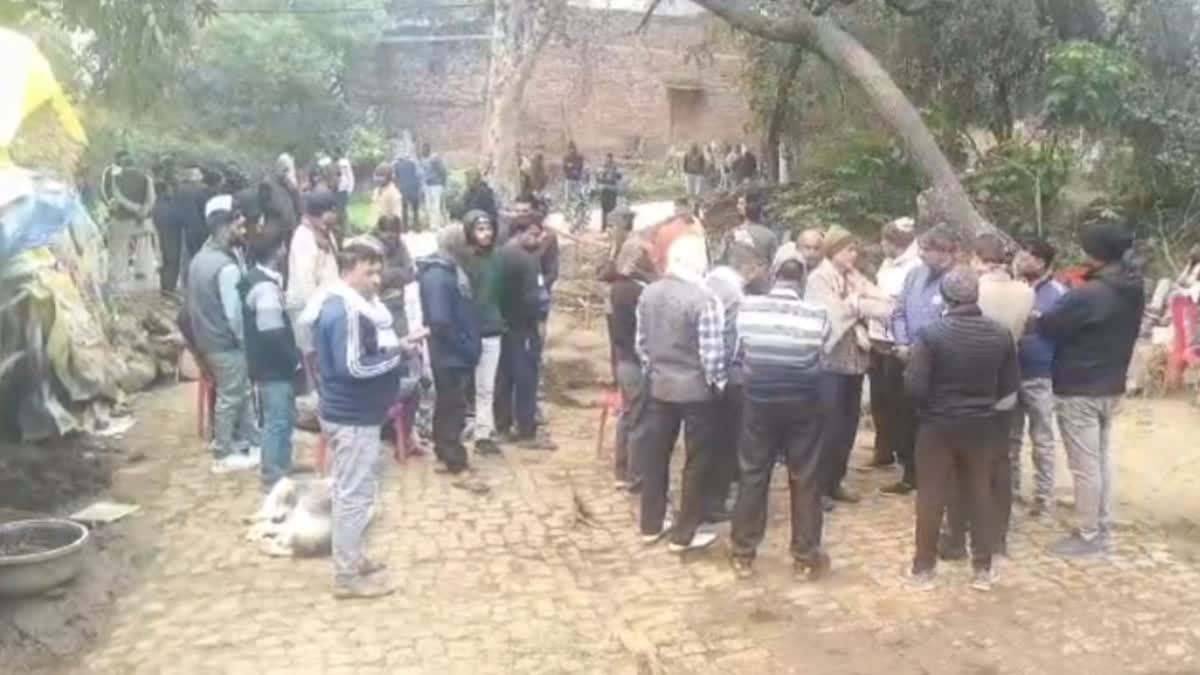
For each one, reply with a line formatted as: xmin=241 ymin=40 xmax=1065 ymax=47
xmin=71 ymin=375 xmax=1200 ymax=674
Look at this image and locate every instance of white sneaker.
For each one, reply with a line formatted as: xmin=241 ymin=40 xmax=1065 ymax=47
xmin=211 ymin=454 xmax=258 ymax=474
xmin=667 ymin=530 xmax=719 ymax=553
xmin=244 ymin=446 xmax=262 ymax=466
xmin=640 ymin=515 xmax=674 ymax=544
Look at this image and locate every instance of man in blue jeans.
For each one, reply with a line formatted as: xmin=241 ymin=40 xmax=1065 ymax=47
xmin=241 ymin=231 xmax=301 ymax=490
xmin=496 ymin=219 xmax=556 ymax=449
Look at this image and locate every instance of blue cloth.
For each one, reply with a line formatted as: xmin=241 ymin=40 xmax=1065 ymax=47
xmin=417 ymin=255 xmax=482 ymax=370
xmin=259 ymin=380 xmax=295 ymax=488
xmin=893 ymin=264 xmax=946 ymax=346
xmin=314 ymin=295 xmax=404 ymax=426
xmin=1018 ymin=276 xmax=1067 ymax=380
xmin=0 ymin=172 xmax=80 ymax=264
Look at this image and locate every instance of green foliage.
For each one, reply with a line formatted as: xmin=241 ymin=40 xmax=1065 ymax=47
xmin=965 ymin=141 xmax=1074 ymax=237
xmin=1045 ymin=41 xmax=1140 ymax=131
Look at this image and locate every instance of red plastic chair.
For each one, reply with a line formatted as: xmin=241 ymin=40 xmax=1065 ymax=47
xmin=196 ymin=372 xmax=216 ymax=440
xmin=1166 ymin=295 xmax=1200 ymax=390
xmin=595 ymin=388 xmax=623 ymax=459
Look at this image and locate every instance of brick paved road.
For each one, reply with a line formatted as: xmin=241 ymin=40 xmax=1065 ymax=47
xmin=71 ymin=358 xmax=1200 ymax=674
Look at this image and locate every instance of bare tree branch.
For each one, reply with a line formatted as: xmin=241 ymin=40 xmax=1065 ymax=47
xmin=637 ymin=0 xmax=664 ymax=33
xmin=690 ymin=0 xmax=992 ymax=233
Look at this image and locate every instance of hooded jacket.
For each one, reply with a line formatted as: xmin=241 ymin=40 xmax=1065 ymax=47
xmin=1036 ymin=262 xmax=1144 ymax=397
xmin=417 ymin=254 xmax=482 ymax=370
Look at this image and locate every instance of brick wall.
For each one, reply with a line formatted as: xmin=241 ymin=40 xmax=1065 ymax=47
xmin=356 ymin=9 xmax=754 ymax=164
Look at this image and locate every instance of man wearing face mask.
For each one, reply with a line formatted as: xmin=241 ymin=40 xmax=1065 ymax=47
xmin=187 ymin=191 xmax=262 ymax=475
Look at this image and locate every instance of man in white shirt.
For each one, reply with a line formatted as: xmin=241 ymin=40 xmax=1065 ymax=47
xmin=288 ymin=188 xmax=341 ymax=359
xmin=335 ymin=148 xmax=354 ymax=228
xmin=868 ymin=218 xmax=923 ymax=495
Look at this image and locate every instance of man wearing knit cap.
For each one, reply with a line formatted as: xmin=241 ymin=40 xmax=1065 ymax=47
xmin=1037 ymin=221 xmax=1143 ymax=558
xmin=805 ymin=226 xmax=893 ymax=509
xmin=905 ymin=266 xmax=1019 ymax=592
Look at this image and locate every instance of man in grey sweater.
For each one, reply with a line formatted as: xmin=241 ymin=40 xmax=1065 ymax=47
xmin=187 ymin=191 xmax=261 ymax=474
xmin=634 ymin=234 xmax=726 ymax=553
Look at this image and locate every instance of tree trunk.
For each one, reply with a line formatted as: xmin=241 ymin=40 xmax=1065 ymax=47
xmin=691 ymin=0 xmax=993 ymax=236
xmin=482 ymin=0 xmax=562 ymax=205
xmin=764 ymin=47 xmax=805 ymax=184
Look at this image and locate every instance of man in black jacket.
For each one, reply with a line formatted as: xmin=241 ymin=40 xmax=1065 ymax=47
xmin=241 ymin=231 xmax=302 ymax=489
xmin=905 ymin=266 xmax=1019 ymax=592
xmin=1037 ymin=222 xmax=1143 ymax=558
xmin=495 ymin=220 xmax=556 ymax=450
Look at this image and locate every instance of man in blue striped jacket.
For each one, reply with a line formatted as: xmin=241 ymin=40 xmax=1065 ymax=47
xmin=729 ymin=248 xmax=832 ymax=580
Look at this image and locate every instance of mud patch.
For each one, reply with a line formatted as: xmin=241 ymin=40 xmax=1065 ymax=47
xmin=0 ymin=437 xmax=118 ymax=513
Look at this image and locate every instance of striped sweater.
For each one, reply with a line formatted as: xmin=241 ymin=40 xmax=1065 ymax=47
xmin=735 ymin=286 xmax=830 ymax=402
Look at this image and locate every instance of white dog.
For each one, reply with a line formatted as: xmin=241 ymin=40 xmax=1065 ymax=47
xmin=245 ymin=477 xmax=335 ymax=557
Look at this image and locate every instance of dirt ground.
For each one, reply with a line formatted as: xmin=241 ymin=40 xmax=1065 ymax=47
xmin=5 ymin=310 xmax=1200 ymax=674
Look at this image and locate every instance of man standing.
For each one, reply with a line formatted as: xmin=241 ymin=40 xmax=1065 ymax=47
xmin=597 ymin=154 xmax=622 ymax=232
xmin=805 ymin=226 xmax=892 ymax=509
xmin=287 ymin=188 xmax=340 ymax=356
xmin=459 ymin=169 xmax=499 ymax=225
xmin=154 ymin=167 xmax=208 ymax=294
xmin=101 ymin=151 xmax=158 ymax=292
xmin=315 ymin=243 xmax=405 ymax=599
xmin=634 ymin=234 xmax=725 ymax=552
xmin=868 ymin=218 xmax=921 ymax=494
xmin=495 ymin=219 xmax=557 ymax=450
xmin=892 ymin=224 xmax=959 ymax=493
xmin=463 ymin=211 xmax=505 ymax=456
xmin=187 ymin=192 xmax=261 ymax=474
xmin=965 ymin=233 xmax=1035 ymax=552
xmin=394 ymin=152 xmax=423 ymax=231
xmin=716 ymin=192 xmax=779 ymax=270
xmin=241 ymin=232 xmax=301 ymax=490
xmin=1038 ymin=222 xmax=1143 ymax=558
xmin=609 ymin=238 xmax=656 ymax=490
xmin=420 ymin=143 xmax=448 ymax=230
xmin=906 ymin=266 xmax=1019 ymax=592
xmin=417 ymin=228 xmax=482 ymax=475
xmin=1012 ymin=238 xmax=1067 ymax=517
xmin=729 ymin=249 xmax=831 ymax=579
xmin=703 ymin=244 xmax=768 ymax=522
xmin=563 ymin=141 xmax=585 ymax=208
xmin=335 ymin=147 xmax=354 ymax=228
xmin=683 ymin=144 xmax=707 ymax=198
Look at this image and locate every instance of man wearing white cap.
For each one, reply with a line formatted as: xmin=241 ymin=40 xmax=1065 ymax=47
xmin=187 ymin=191 xmax=261 ymax=474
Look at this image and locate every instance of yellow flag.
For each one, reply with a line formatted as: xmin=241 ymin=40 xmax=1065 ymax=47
xmin=0 ymin=27 xmax=87 ymax=153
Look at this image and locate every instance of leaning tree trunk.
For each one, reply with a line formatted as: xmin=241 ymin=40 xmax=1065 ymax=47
xmin=692 ymin=0 xmax=993 ymax=236
xmin=482 ymin=0 xmax=562 ymax=205
xmin=764 ymin=47 xmax=805 ymax=184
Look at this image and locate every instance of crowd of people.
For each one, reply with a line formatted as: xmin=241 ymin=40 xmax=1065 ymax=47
xmin=173 ymin=140 xmax=561 ymax=598
xmin=120 ymin=134 xmax=1147 ymax=600
xmin=602 ymin=195 xmax=1144 ymax=591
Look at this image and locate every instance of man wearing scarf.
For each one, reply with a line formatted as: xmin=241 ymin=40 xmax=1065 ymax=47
xmin=634 ymin=234 xmax=725 ymax=553
xmin=1037 ymin=222 xmax=1143 ymax=558
xmin=315 ymin=242 xmax=406 ymax=599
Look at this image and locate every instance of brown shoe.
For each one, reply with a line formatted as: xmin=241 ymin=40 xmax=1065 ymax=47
xmin=830 ymin=487 xmax=861 ymax=504
xmin=332 ymin=576 xmax=396 ymax=600
xmin=794 ymin=552 xmax=831 ymax=581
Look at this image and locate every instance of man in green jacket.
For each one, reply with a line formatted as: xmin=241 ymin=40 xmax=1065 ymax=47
xmin=463 ymin=210 xmax=505 ymax=455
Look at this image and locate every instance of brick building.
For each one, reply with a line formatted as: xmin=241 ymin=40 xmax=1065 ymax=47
xmin=361 ymin=1 xmax=755 ymax=164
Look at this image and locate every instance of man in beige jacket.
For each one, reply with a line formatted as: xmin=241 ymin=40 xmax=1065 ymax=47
xmin=805 ymin=226 xmax=894 ymax=510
